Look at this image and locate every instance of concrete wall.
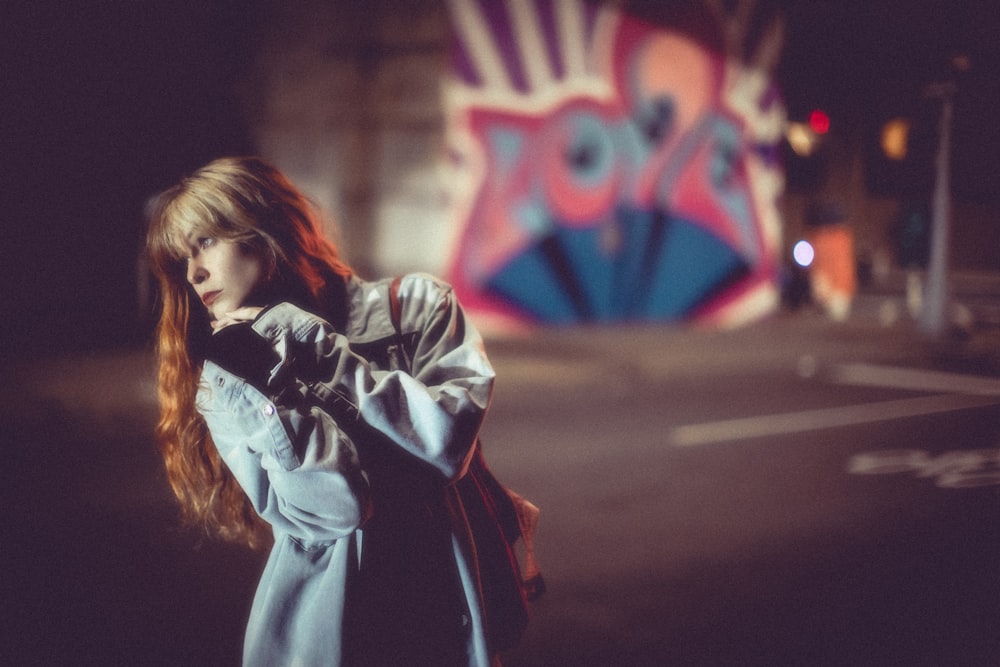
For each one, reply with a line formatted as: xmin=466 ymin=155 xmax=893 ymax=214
xmin=237 ymin=0 xmax=453 ymax=277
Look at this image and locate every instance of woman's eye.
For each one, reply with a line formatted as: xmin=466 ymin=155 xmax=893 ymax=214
xmin=198 ymin=237 xmax=215 ymax=250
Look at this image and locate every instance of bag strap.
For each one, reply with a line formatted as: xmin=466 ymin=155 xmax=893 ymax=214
xmin=389 ymin=275 xmax=403 ymax=335
xmin=387 ymin=276 xmax=411 ymax=373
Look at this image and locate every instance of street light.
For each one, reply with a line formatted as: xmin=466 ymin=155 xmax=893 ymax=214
xmin=918 ymin=79 xmax=957 ymax=338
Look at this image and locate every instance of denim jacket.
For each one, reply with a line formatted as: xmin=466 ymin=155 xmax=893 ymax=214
xmin=195 ymin=274 xmax=496 ymax=666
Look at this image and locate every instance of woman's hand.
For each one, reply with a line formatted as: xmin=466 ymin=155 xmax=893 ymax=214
xmin=212 ymin=306 xmax=265 ymax=333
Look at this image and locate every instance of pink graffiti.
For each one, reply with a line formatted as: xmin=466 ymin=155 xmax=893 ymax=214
xmin=445 ymin=0 xmax=783 ymax=325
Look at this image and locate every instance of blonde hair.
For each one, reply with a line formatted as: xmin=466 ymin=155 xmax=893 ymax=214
xmin=146 ymin=156 xmax=351 ymax=548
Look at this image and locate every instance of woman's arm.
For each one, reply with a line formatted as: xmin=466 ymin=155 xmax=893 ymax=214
xmin=196 ymin=363 xmax=371 ymax=546
xmin=253 ymin=276 xmax=495 ymax=481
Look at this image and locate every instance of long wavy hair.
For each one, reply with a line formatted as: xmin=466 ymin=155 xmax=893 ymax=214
xmin=146 ymin=156 xmax=352 ymax=548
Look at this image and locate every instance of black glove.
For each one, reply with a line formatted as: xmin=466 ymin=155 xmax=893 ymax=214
xmin=205 ymin=322 xmax=279 ymax=391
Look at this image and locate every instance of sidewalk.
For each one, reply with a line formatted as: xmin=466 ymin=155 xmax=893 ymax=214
xmin=853 ymin=268 xmax=1000 ymax=329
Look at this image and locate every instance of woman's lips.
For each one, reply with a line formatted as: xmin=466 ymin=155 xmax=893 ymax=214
xmin=202 ymin=290 xmax=221 ymax=307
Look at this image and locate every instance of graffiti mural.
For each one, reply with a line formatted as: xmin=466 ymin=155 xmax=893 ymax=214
xmin=443 ymin=0 xmax=785 ymax=326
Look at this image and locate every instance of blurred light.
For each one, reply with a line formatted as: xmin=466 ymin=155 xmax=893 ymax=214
xmin=950 ymin=53 xmax=972 ymax=72
xmin=808 ymin=109 xmax=830 ymax=134
xmin=792 ymin=239 xmax=814 ymax=267
xmin=786 ymin=122 xmax=818 ymax=156
xmin=881 ymin=118 xmax=910 ymax=160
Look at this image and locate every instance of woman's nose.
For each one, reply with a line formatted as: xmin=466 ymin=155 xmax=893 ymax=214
xmin=186 ymin=258 xmax=208 ymax=285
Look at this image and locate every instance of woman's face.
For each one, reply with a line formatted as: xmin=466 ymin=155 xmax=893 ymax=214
xmin=183 ymin=234 xmax=265 ymax=320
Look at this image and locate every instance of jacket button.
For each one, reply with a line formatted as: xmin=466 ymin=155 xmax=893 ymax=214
xmin=262 ymin=404 xmax=275 ymax=416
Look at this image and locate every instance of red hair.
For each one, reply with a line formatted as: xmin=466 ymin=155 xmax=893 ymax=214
xmin=146 ymin=157 xmax=352 ymax=548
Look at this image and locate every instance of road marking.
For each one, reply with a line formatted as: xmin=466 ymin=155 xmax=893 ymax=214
xmin=671 ymin=363 xmax=1000 ymax=447
xmin=670 ymin=393 xmax=1000 ymax=447
xmin=829 ymin=363 xmax=1000 ymax=396
xmin=848 ymin=447 xmax=1000 ymax=488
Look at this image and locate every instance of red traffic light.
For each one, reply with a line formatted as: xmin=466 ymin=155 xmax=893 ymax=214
xmin=808 ymin=109 xmax=830 ymax=134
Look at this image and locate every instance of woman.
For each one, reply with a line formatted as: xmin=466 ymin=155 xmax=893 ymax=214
xmin=146 ymin=156 xmax=502 ymax=666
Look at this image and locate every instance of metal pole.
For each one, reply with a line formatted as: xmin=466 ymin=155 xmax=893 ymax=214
xmin=918 ymin=83 xmax=955 ymax=338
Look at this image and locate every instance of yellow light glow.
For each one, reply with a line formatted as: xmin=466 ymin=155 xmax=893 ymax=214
xmin=881 ymin=118 xmax=910 ymax=160
xmin=786 ymin=122 xmax=817 ymax=156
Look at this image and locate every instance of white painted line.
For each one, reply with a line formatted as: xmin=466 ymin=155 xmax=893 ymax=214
xmin=830 ymin=363 xmax=1000 ymax=396
xmin=670 ymin=393 xmax=1000 ymax=448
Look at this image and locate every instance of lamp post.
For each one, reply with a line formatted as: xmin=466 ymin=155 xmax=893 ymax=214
xmin=918 ymin=79 xmax=956 ymax=338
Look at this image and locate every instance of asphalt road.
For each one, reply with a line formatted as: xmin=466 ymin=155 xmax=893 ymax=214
xmin=4 ymin=308 xmax=1000 ymax=666
xmin=484 ymin=314 xmax=1000 ymax=666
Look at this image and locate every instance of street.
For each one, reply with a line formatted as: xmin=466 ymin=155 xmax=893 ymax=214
xmin=4 ymin=304 xmax=1000 ymax=666
xmin=485 ymin=312 xmax=1000 ymax=666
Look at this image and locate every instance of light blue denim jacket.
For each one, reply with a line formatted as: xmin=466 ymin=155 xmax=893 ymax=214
xmin=195 ymin=274 xmax=496 ymax=666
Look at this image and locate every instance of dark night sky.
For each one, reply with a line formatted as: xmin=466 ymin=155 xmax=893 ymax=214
xmin=4 ymin=0 xmax=998 ymax=357
xmin=780 ymin=1 xmax=1000 ymax=130
xmin=778 ymin=0 xmax=1000 ymax=203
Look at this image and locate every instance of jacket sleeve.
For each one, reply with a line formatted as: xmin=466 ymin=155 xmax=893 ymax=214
xmin=252 ymin=277 xmax=495 ymax=481
xmin=196 ymin=363 xmax=371 ymax=546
